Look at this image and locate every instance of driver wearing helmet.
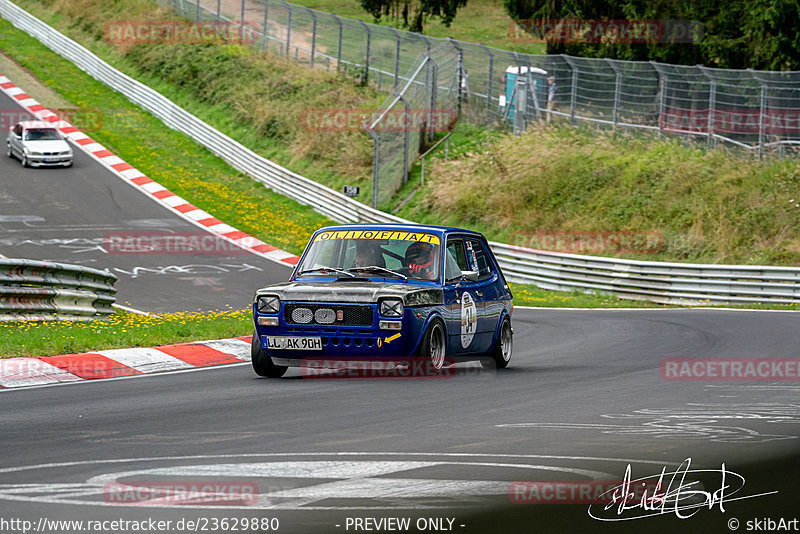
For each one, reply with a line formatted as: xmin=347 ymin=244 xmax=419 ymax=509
xmin=405 ymin=241 xmax=436 ymax=280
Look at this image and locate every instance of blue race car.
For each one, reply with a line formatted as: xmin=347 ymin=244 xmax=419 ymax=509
xmin=251 ymin=224 xmax=513 ymax=377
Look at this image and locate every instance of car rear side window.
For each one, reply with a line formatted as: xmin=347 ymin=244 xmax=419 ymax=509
xmin=466 ymin=239 xmax=492 ymax=279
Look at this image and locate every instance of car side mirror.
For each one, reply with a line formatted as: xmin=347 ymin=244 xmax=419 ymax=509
xmin=460 ymin=270 xmax=479 ymax=282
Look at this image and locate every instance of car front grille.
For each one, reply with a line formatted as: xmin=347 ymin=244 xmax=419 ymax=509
xmin=284 ymin=304 xmax=373 ymax=327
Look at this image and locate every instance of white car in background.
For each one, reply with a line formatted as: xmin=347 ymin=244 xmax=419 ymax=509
xmin=6 ymin=121 xmax=73 ymax=168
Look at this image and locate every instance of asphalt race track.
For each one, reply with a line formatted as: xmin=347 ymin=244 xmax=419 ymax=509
xmin=0 ymin=90 xmax=291 ymax=313
xmin=2 ymin=309 xmax=799 ymax=533
xmin=1 ymin=85 xmax=799 ymax=534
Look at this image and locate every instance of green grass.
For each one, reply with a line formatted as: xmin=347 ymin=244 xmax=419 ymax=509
xmin=0 ymin=309 xmax=253 ymax=359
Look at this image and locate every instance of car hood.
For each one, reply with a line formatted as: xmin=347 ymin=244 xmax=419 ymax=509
xmin=23 ymin=140 xmax=71 ymax=152
xmin=254 ymin=281 xmax=444 ymax=306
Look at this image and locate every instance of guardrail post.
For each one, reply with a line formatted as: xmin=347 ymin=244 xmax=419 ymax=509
xmin=480 ymin=44 xmax=494 ymax=123
xmin=332 ymin=13 xmax=343 ymax=71
xmin=359 ymin=21 xmax=371 ymax=85
xmin=261 ymin=0 xmax=269 ymax=51
xmin=388 ymin=26 xmax=401 ymax=89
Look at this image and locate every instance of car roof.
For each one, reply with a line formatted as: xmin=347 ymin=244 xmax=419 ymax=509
xmin=313 ymin=223 xmax=485 ymax=240
xmin=17 ymin=121 xmax=57 ymax=129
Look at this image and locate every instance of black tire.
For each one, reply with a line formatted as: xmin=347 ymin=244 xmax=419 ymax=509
xmin=418 ymin=320 xmax=447 ymax=373
xmin=251 ymin=332 xmax=288 ymax=378
xmin=483 ymin=316 xmax=512 ymax=370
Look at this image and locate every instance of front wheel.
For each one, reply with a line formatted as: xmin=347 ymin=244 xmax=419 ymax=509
xmin=419 ymin=320 xmax=447 ymax=372
xmin=483 ymin=316 xmax=512 ymax=369
xmin=251 ymin=332 xmax=288 ymax=378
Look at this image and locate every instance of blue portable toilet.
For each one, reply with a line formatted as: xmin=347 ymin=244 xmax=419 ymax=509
xmin=499 ymin=66 xmax=548 ymax=121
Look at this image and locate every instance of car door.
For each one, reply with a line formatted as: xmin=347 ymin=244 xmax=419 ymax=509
xmin=10 ymin=124 xmax=23 ymax=156
xmin=442 ymin=236 xmax=487 ymax=355
xmin=464 ymin=237 xmax=500 ymax=352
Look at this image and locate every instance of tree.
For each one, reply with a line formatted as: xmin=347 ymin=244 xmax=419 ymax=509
xmin=360 ymin=0 xmax=468 ymax=33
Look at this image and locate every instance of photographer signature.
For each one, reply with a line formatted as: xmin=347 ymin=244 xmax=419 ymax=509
xmin=588 ymin=458 xmax=778 ymax=521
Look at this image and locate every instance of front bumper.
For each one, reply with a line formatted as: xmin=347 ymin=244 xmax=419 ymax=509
xmin=253 ymin=302 xmax=432 ymax=364
xmin=27 ymin=155 xmax=72 ymax=167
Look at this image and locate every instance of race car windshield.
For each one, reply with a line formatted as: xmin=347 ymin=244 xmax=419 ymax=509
xmin=297 ymin=230 xmax=441 ymax=282
xmin=24 ymin=128 xmax=61 ymax=141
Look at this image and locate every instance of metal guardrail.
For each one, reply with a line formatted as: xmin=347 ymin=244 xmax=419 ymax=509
xmin=490 ymin=243 xmax=800 ymax=305
xmin=0 ymin=259 xmax=117 ymax=321
xmin=2 ymin=0 xmax=798 ymax=306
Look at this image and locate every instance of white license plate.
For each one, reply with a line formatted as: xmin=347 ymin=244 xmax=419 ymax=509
xmin=267 ymin=336 xmax=322 ymax=351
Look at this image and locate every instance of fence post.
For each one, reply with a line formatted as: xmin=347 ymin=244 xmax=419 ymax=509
xmin=606 ymin=59 xmax=621 ymax=129
xmin=527 ymin=57 xmax=542 ymax=122
xmin=195 ymin=0 xmax=200 ymax=22
xmin=282 ymin=0 xmax=292 ymax=57
xmin=749 ymin=69 xmax=767 ymax=160
xmin=564 ymin=56 xmax=578 ymax=126
xmin=399 ymin=92 xmax=410 ymax=184
xmin=448 ymin=37 xmax=464 ymax=113
xmin=359 ymin=21 xmax=371 ymax=85
xmin=304 ymin=7 xmax=316 ymax=66
xmin=240 ymin=0 xmax=245 ymax=40
xmin=363 ymin=124 xmax=380 ymax=209
xmin=388 ymin=26 xmax=401 ymax=89
xmin=261 ymin=0 xmax=269 ymax=51
xmin=698 ymin=66 xmax=716 ymax=150
xmin=480 ymin=44 xmax=494 ymax=123
xmin=650 ymin=61 xmax=667 ymax=137
xmin=429 ymin=58 xmax=438 ymax=142
xmin=215 ymin=0 xmax=221 ymax=28
xmin=511 ymin=52 xmax=526 ymax=134
xmin=331 ymin=14 xmax=343 ymax=71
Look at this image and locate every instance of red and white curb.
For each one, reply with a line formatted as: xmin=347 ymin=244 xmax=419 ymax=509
xmin=0 ymin=73 xmax=300 ymax=267
xmin=0 ymin=336 xmax=252 ymax=389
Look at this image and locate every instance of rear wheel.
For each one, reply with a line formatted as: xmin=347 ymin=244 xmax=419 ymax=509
xmin=483 ymin=316 xmax=512 ymax=369
xmin=251 ymin=332 xmax=288 ymax=378
xmin=419 ymin=320 xmax=447 ymax=372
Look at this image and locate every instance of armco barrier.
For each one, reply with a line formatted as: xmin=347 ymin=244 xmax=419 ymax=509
xmin=2 ymin=1 xmax=798 ymax=306
xmin=0 ymin=259 xmax=117 ymax=321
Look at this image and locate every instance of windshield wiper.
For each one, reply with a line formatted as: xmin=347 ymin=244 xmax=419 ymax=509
xmin=348 ymin=265 xmax=408 ymax=281
xmin=297 ymin=267 xmax=356 ymax=278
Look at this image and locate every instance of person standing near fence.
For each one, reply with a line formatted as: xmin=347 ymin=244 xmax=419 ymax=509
xmin=547 ymin=76 xmax=557 ymax=122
